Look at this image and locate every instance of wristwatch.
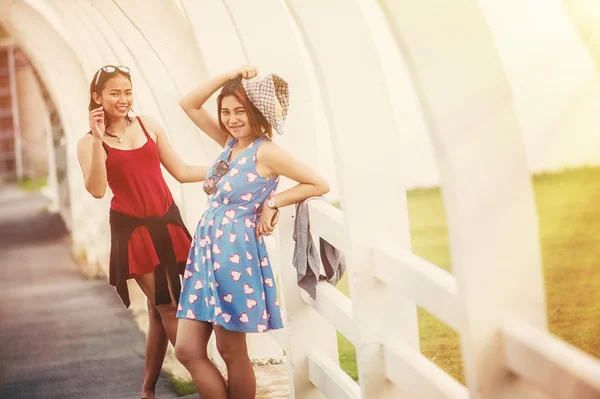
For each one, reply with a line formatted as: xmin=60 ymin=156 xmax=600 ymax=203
xmin=266 ymin=197 xmax=278 ymax=210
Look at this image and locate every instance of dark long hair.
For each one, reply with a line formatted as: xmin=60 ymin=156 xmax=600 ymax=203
xmin=217 ymin=78 xmax=272 ymax=139
xmin=88 ymin=67 xmax=133 ymax=130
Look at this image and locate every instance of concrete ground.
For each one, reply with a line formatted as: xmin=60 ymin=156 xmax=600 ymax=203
xmin=0 ymin=185 xmax=290 ymax=399
xmin=0 ymin=185 xmax=182 ymax=399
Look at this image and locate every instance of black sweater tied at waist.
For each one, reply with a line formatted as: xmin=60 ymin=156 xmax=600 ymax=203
xmin=109 ymin=203 xmax=191 ymax=308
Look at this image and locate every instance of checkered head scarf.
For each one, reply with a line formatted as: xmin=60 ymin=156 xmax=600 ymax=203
xmin=242 ymin=74 xmax=289 ymax=135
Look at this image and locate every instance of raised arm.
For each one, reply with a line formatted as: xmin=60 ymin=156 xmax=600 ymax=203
xmin=77 ymin=107 xmax=108 ymax=198
xmin=179 ymin=66 xmax=257 ymax=147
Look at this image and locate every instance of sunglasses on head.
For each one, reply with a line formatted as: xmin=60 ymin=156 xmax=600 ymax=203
xmin=94 ymin=65 xmax=131 ymax=87
xmin=203 ymin=160 xmax=230 ymax=195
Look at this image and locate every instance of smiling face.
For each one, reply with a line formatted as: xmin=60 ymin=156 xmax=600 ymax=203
xmin=219 ymin=95 xmax=255 ymax=139
xmin=92 ymin=74 xmax=133 ymax=121
xmin=217 ymin=79 xmax=273 ymax=139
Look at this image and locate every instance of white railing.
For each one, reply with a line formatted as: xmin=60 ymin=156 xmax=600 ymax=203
xmin=277 ymin=198 xmax=600 ymax=398
xmin=502 ymin=321 xmax=600 ymax=399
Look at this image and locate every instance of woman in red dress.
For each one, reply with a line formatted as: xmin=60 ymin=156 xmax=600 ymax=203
xmin=77 ymin=65 xmax=207 ymax=399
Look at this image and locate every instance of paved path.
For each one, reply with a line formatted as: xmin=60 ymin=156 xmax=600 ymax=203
xmin=0 ymin=185 xmax=185 ymax=399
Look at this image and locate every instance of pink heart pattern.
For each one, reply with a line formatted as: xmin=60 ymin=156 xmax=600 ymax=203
xmin=246 ymin=299 xmax=258 ymax=309
xmin=240 ymin=192 xmax=253 ymax=201
xmin=176 ymin=137 xmax=283 ymax=333
xmin=244 ymin=283 xmax=254 ymax=294
xmin=247 ymin=172 xmax=257 ymax=183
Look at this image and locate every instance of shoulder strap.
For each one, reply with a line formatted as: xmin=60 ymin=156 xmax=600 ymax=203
xmin=251 ymin=136 xmax=269 ymax=157
xmin=253 ymin=136 xmax=267 ymax=148
xmin=225 ymin=137 xmax=236 ymax=150
xmin=136 ymin=116 xmax=152 ymax=139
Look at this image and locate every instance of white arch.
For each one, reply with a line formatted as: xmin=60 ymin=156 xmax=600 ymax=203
xmin=3 ymin=1 xmax=92 ymax=254
xmin=284 ymin=0 xmax=420 ymax=397
xmin=381 ymin=0 xmax=548 ymax=397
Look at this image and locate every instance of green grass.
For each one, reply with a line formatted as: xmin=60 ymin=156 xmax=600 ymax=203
xmin=335 ymin=167 xmax=600 ymax=384
xmin=169 ymin=374 xmax=197 ymax=396
xmin=17 ymin=177 xmax=47 ymax=191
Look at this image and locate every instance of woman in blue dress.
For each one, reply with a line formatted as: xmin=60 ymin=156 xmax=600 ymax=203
xmin=175 ymin=66 xmax=329 ymax=399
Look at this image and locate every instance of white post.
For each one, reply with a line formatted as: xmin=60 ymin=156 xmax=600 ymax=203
xmin=285 ymin=1 xmax=420 ymax=397
xmin=380 ymin=1 xmax=550 ymax=397
xmin=44 ymin=119 xmax=59 ymax=213
xmin=7 ymin=45 xmax=23 ymax=181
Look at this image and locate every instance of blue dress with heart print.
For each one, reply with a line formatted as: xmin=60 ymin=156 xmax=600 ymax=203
xmin=176 ymin=137 xmax=284 ymax=333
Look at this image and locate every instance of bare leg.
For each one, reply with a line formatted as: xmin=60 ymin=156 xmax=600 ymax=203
xmin=134 ymin=272 xmax=179 ymax=345
xmin=140 ymin=298 xmax=168 ymax=399
xmin=175 ymin=320 xmax=228 ymax=399
xmin=214 ymin=325 xmax=256 ymax=399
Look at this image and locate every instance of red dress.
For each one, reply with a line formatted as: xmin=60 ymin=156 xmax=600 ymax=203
xmin=104 ymin=116 xmax=190 ymax=277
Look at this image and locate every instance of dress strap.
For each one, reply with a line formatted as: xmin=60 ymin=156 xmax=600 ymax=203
xmin=250 ymin=136 xmax=269 ymax=156
xmin=136 ymin=116 xmax=152 ymax=139
xmin=225 ymin=137 xmax=236 ymax=151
